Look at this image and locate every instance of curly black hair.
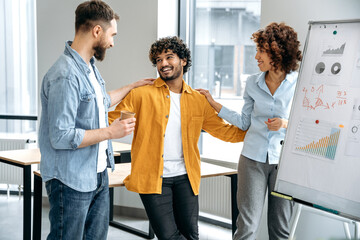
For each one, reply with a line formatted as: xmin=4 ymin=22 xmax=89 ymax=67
xmin=149 ymin=36 xmax=192 ymax=74
xmin=252 ymin=22 xmax=302 ymax=74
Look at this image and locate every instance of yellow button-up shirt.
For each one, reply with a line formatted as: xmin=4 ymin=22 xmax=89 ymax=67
xmin=108 ymin=78 xmax=246 ymax=195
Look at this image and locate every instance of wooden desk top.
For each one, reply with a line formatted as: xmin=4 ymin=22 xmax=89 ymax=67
xmin=200 ymin=162 xmax=237 ymax=178
xmin=107 ymin=163 xmax=131 ymax=187
xmin=0 ymin=148 xmax=41 ymax=165
xmin=34 ymin=162 xmax=236 ymax=187
xmin=112 ymin=142 xmax=131 ymax=153
xmin=0 ymin=141 xmax=126 ymax=166
xmin=107 ymin=162 xmax=237 ymax=188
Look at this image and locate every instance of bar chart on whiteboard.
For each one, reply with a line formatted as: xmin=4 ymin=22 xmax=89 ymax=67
xmin=293 ymin=118 xmax=342 ymax=160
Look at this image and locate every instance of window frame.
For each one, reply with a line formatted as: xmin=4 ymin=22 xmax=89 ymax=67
xmin=0 ymin=0 xmax=38 ymax=134
xmin=178 ymin=0 xmax=261 ymax=163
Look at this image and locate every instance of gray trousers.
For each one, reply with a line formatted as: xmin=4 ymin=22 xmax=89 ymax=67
xmin=233 ymin=155 xmax=294 ymax=240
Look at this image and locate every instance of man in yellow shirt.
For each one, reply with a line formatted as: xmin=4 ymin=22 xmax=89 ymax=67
xmin=108 ymin=36 xmax=246 ymax=240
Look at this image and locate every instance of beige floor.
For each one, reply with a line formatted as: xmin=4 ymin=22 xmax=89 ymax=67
xmin=0 ymin=194 xmax=232 ymax=240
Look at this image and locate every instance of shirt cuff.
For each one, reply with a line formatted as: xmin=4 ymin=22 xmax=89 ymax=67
xmin=218 ymin=105 xmax=231 ymax=119
xmin=71 ymin=128 xmax=85 ymax=149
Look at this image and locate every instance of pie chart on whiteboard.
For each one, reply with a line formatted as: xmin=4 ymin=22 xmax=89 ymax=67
xmin=331 ymin=62 xmax=341 ymax=75
xmin=315 ymin=62 xmax=325 ymax=74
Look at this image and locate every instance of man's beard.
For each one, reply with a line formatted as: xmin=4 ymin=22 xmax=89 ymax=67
xmin=93 ymin=41 xmax=106 ymax=61
xmin=159 ymin=63 xmax=182 ymax=81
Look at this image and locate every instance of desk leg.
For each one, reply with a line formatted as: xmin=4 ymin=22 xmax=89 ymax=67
xmin=109 ymin=187 xmax=154 ymax=239
xmin=23 ymin=165 xmax=31 ymax=240
xmin=229 ymin=174 xmax=238 ymax=235
xmin=109 ymin=219 xmax=154 ymax=239
xmin=33 ymin=175 xmax=43 ymax=240
xmin=109 ymin=188 xmax=114 ymax=221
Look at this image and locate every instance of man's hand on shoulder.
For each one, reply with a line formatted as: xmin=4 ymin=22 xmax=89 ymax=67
xmin=108 ymin=78 xmax=155 ymax=107
xmin=131 ymin=78 xmax=156 ymax=89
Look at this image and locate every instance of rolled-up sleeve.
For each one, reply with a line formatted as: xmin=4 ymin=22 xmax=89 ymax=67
xmin=108 ymin=90 xmax=135 ymax=124
xmin=47 ymin=77 xmax=85 ymax=150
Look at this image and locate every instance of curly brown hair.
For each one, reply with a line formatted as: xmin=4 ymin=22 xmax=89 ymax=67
xmin=75 ymin=0 xmax=119 ymax=33
xmin=149 ymin=36 xmax=192 ymax=74
xmin=252 ymin=22 xmax=302 ymax=74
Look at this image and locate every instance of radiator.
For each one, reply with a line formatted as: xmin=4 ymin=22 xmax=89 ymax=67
xmin=199 ymin=176 xmax=232 ymax=220
xmin=0 ymin=136 xmax=37 ymax=185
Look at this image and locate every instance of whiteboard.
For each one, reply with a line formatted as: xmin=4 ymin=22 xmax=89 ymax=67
xmin=275 ymin=19 xmax=360 ymax=221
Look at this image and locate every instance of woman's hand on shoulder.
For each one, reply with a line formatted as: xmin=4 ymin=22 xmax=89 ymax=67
xmin=196 ymin=88 xmax=222 ymax=112
xmin=196 ymin=88 xmax=214 ymax=102
xmin=265 ymin=118 xmax=288 ymax=131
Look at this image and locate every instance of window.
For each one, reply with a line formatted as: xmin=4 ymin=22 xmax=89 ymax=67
xmin=181 ymin=0 xmax=261 ymax=162
xmin=0 ymin=0 xmax=37 ymax=134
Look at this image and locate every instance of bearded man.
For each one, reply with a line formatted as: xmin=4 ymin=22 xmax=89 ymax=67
xmin=38 ymin=1 xmax=154 ymax=239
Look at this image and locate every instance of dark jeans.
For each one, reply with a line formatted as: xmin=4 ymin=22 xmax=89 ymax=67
xmin=45 ymin=170 xmax=109 ymax=240
xmin=140 ymin=174 xmax=199 ymax=240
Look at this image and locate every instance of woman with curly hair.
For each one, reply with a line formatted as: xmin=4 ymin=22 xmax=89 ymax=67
xmin=197 ymin=22 xmax=302 ymax=240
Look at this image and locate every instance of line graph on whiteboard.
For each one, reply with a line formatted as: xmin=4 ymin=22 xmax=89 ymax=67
xmin=293 ymin=118 xmax=342 ymax=160
xmin=322 ymin=42 xmax=346 ymax=56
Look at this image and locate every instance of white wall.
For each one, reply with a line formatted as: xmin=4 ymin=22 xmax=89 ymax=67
xmin=96 ymin=0 xmax=158 ymax=91
xmin=260 ymin=0 xmax=360 ymax=51
xmin=258 ymin=1 xmax=360 ymax=239
xmin=37 ymin=0 xmax=158 ymax=93
xmin=157 ymin=0 xmax=178 ymax=38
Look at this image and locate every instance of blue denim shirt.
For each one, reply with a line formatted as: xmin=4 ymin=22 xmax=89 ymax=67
xmin=39 ymin=41 xmax=115 ymax=192
xmin=218 ymin=71 xmax=298 ymax=164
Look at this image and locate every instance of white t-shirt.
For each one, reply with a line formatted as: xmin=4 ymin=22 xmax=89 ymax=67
xmin=89 ymin=65 xmax=108 ymax=173
xmin=163 ymin=91 xmax=187 ymax=178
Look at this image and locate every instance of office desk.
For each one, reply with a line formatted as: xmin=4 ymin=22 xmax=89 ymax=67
xmin=33 ymin=162 xmax=238 ymax=239
xmin=0 ymin=142 xmax=126 ymax=240
xmin=112 ymin=141 xmax=131 ymax=163
xmin=112 ymin=141 xmax=131 ymax=154
xmin=0 ymin=148 xmax=40 ymax=240
xmin=201 ymin=162 xmax=238 ymax=235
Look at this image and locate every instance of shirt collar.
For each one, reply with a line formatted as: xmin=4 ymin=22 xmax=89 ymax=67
xmin=255 ymin=72 xmax=266 ymax=84
xmin=255 ymin=71 xmax=297 ymax=84
xmin=284 ymin=71 xmax=297 ymax=83
xmin=64 ymin=41 xmax=95 ymax=75
xmin=154 ymin=77 xmax=193 ymax=94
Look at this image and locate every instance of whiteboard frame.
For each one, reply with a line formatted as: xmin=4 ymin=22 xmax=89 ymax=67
xmin=275 ymin=19 xmax=360 ymax=222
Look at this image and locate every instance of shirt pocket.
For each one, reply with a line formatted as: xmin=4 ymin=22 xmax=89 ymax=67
xmin=189 ymin=116 xmax=203 ymax=139
xmin=78 ymin=92 xmax=96 ymax=120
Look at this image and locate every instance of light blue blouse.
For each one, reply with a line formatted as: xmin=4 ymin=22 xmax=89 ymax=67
xmin=218 ymin=71 xmax=298 ymax=164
